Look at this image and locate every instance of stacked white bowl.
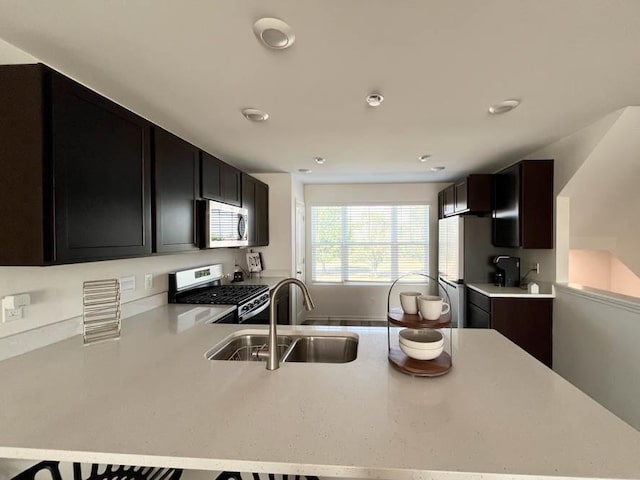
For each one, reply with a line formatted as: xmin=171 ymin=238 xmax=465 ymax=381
xmin=399 ymin=328 xmax=444 ymax=360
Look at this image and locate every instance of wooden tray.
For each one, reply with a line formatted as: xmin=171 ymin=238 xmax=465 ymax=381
xmin=387 ymin=307 xmax=451 ymax=329
xmin=388 ymin=347 xmax=452 ymax=377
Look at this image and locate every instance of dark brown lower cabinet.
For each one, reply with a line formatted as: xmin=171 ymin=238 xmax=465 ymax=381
xmin=467 ymin=288 xmax=552 ymax=367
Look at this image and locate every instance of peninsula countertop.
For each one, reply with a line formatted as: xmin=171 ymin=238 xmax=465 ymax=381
xmin=1 ymin=305 xmax=639 ymax=480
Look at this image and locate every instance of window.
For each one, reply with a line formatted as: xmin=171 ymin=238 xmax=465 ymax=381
xmin=311 ymin=204 xmax=430 ymax=283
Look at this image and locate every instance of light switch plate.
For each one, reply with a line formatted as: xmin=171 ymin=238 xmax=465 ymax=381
xmin=144 ymin=274 xmax=153 ymax=290
xmin=119 ymin=276 xmax=136 ymax=293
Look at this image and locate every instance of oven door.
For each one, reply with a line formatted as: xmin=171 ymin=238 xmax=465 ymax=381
xmin=203 ymin=200 xmax=248 ymax=248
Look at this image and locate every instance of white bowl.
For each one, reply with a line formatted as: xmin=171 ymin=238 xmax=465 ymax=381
xmin=399 ymin=341 xmax=443 ymax=360
xmin=399 ymin=329 xmax=444 ymax=350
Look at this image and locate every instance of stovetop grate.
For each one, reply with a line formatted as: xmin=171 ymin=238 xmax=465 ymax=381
xmin=179 ymin=284 xmax=269 ymax=306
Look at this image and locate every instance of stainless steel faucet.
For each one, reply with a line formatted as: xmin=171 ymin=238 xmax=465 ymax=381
xmin=266 ymin=278 xmax=315 ymax=371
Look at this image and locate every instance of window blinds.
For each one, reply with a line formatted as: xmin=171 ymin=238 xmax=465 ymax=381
xmin=311 ymin=205 xmax=430 ymax=283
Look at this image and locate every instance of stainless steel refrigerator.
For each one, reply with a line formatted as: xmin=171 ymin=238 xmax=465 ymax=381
xmin=438 ymin=216 xmax=510 ymax=327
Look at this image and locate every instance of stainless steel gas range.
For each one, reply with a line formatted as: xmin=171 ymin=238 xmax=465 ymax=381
xmin=168 ymin=264 xmax=270 ymax=324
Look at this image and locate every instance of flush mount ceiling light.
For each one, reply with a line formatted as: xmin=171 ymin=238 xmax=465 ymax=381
xmin=418 ymin=154 xmax=431 ymax=163
xmin=298 ymin=168 xmax=312 ymax=174
xmin=241 ymin=108 xmax=269 ymax=122
xmin=253 ymin=18 xmax=295 ymax=50
xmin=488 ymin=99 xmax=520 ymax=115
xmin=366 ymin=93 xmax=384 ymax=107
xmin=314 ymin=157 xmax=326 ymax=165
xmin=430 ymin=166 xmax=446 ymax=172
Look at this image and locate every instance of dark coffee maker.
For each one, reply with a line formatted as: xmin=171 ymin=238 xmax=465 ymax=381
xmin=493 ymin=256 xmax=520 ymax=287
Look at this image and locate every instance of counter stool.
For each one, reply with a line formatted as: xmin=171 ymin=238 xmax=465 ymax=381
xmin=11 ymin=461 xmax=182 ymax=480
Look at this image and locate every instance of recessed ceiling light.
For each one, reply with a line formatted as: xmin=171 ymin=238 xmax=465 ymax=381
xmin=418 ymin=154 xmax=431 ymax=163
xmin=314 ymin=157 xmax=326 ymax=165
xmin=430 ymin=166 xmax=445 ymax=172
xmin=366 ymin=93 xmax=384 ymax=107
xmin=253 ymin=18 xmax=295 ymax=50
xmin=488 ymin=99 xmax=520 ymax=115
xmin=298 ymin=168 xmax=312 ymax=174
xmin=241 ymin=108 xmax=269 ymax=122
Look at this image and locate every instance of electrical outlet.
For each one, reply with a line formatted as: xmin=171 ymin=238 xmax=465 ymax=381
xmin=533 ymin=263 xmax=540 ymax=275
xmin=2 ymin=307 xmax=23 ymax=323
xmin=120 ymin=276 xmax=136 ymax=293
xmin=144 ymin=274 xmax=153 ymax=290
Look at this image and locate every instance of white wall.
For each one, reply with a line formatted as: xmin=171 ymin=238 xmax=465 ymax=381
xmin=0 ymin=37 xmax=36 ymax=64
xmin=569 ymin=249 xmax=640 ymax=299
xmin=0 ymin=250 xmax=236 ymax=338
xmin=522 ymin=108 xmax=640 ymax=431
xmin=520 ymin=109 xmax=624 ymax=284
xmin=554 ymin=286 xmax=640 ymax=430
xmin=304 ymin=182 xmax=447 ymax=320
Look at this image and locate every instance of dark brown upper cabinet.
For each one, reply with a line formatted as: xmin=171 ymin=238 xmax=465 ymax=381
xmin=438 ymin=174 xmax=492 ymax=218
xmin=201 ymin=152 xmax=242 ymax=207
xmin=0 ymin=64 xmax=152 ymax=265
xmin=493 ymin=159 xmax=554 ymax=249
xmin=442 ymin=185 xmax=455 ymax=216
xmin=241 ymin=174 xmax=269 ymax=247
xmin=154 ymin=128 xmax=200 ymax=254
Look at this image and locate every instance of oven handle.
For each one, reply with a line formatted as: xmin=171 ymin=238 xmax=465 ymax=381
xmin=238 ymin=298 xmax=271 ymax=323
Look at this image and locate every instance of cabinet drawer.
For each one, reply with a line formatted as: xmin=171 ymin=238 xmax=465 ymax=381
xmin=467 ymin=288 xmax=491 ymax=313
xmin=467 ymin=303 xmax=490 ymax=328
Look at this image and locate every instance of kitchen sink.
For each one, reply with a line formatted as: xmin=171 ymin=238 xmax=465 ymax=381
xmin=281 ymin=336 xmax=358 ymax=363
xmin=206 ymin=335 xmax=293 ymax=361
xmin=206 ymin=331 xmax=358 ymax=364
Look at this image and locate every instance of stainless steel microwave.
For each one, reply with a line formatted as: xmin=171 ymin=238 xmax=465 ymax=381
xmin=201 ymin=200 xmax=248 ymax=248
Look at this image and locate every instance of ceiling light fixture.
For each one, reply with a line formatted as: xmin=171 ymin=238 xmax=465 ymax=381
xmin=430 ymin=166 xmax=445 ymax=172
xmin=314 ymin=157 xmax=326 ymax=165
xmin=241 ymin=108 xmax=269 ymax=122
xmin=418 ymin=154 xmax=431 ymax=163
xmin=366 ymin=93 xmax=384 ymax=107
xmin=253 ymin=18 xmax=295 ymax=50
xmin=488 ymin=99 xmax=520 ymax=115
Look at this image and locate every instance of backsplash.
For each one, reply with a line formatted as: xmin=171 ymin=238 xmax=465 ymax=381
xmin=0 ymin=249 xmax=236 ymax=339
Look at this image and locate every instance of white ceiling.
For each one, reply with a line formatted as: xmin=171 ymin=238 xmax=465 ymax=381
xmin=1 ymin=0 xmax=639 ymax=183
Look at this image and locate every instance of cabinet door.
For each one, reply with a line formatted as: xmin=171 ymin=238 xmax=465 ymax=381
xmin=241 ymin=174 xmax=257 ymax=246
xmin=467 ymin=303 xmax=490 ymax=328
xmin=437 ymin=191 xmax=445 ymax=219
xmin=491 ymin=298 xmax=552 ymax=367
xmin=276 ymin=286 xmax=290 ymax=325
xmin=201 ymin=152 xmax=223 ymax=201
xmin=154 ymin=129 xmax=199 ymax=253
xmin=222 ymin=164 xmax=242 ymax=206
xmin=443 ymin=185 xmax=455 ymax=216
xmin=51 ymin=73 xmax=152 ymax=263
xmin=493 ymin=164 xmax=520 ymax=247
xmin=255 ymin=180 xmax=269 ymax=247
xmin=241 ymin=174 xmax=269 ymax=247
xmin=520 ymin=160 xmax=554 ymax=249
xmin=454 ymin=181 xmax=468 ymax=213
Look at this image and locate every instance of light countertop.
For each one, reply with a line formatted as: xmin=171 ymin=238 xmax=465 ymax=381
xmin=1 ymin=305 xmax=639 ymax=479
xmin=227 ymin=276 xmax=287 ymax=290
xmin=467 ymin=283 xmax=556 ymax=298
